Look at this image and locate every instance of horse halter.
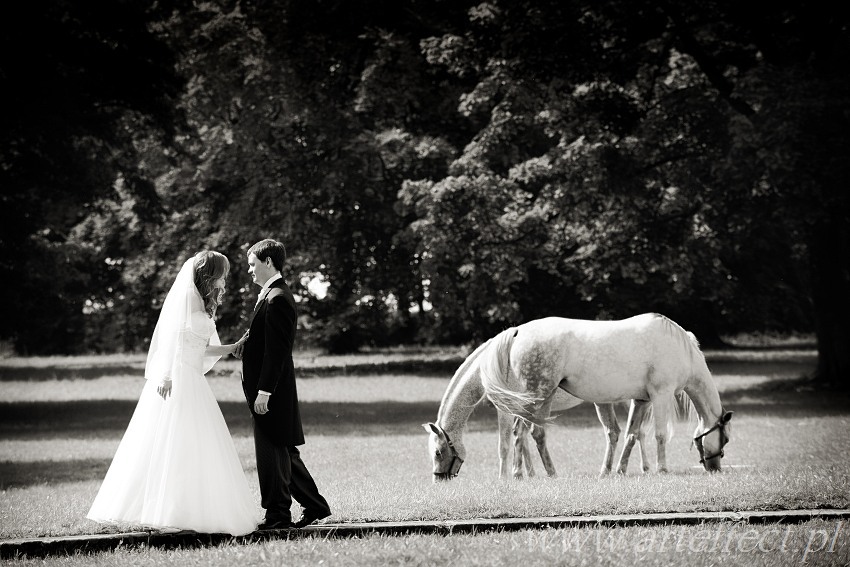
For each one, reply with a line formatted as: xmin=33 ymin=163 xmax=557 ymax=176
xmin=434 ymin=430 xmax=464 ymax=481
xmin=693 ymin=414 xmax=730 ymax=464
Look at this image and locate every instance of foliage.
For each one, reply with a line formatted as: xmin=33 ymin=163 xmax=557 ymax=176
xmin=0 ymin=0 xmax=184 ymax=353
xmin=2 ymin=0 xmax=848 ymax=384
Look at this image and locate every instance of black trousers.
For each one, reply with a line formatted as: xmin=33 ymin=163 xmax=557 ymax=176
xmin=253 ymin=419 xmax=330 ymax=522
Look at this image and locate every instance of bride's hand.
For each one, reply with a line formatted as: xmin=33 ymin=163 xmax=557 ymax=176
xmin=157 ymin=380 xmax=172 ymax=400
xmin=233 ymin=333 xmax=248 ymax=359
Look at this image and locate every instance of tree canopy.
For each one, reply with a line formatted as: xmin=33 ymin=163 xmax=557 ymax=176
xmin=3 ymin=0 xmax=848 ymax=386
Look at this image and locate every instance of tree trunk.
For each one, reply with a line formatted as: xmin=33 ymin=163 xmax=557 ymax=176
xmin=808 ymin=219 xmax=850 ymax=390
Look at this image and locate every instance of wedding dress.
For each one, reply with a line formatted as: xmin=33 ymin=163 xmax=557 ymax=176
xmin=87 ymin=258 xmax=259 ymax=536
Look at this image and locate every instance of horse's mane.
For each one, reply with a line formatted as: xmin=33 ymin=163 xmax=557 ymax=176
xmin=653 ymin=313 xmax=706 ymax=363
xmin=436 ymin=337 xmax=493 ymax=423
xmin=649 ymin=314 xmax=703 ymax=429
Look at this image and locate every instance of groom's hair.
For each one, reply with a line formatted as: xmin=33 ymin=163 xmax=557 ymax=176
xmin=248 ymin=239 xmax=287 ymax=272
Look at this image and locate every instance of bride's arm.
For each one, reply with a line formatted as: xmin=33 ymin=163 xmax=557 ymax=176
xmin=205 ymin=335 xmax=247 ymax=357
xmin=205 ymin=344 xmax=236 ymax=356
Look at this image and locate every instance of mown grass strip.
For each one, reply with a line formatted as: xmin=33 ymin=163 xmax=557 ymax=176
xmin=3 ymin=509 xmax=849 ymax=560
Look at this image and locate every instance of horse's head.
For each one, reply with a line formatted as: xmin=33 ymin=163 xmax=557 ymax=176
xmin=694 ymin=410 xmax=733 ymax=472
xmin=422 ymin=422 xmax=465 ymax=482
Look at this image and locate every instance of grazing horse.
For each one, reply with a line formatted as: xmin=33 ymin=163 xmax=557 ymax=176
xmin=423 ymin=336 xmax=574 ymax=481
xmin=424 ymin=314 xmax=732 ymax=481
xmin=423 ymin=334 xmax=658 ymax=481
xmin=480 ymin=314 xmax=732 ymax=474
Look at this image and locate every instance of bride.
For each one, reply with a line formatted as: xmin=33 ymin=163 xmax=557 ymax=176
xmin=87 ymin=251 xmax=260 ymax=535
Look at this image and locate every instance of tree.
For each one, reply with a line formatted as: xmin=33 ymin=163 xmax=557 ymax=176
xmin=5 ymin=0 xmax=846 ymax=382
xmin=657 ymin=0 xmax=850 ymax=384
xmin=400 ymin=0 xmax=848 ymax=383
xmin=0 ymin=0 xmax=183 ymax=353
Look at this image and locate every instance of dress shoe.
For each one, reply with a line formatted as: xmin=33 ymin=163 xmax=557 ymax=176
xmin=294 ymin=510 xmax=331 ymax=528
xmin=257 ymin=519 xmax=294 ymax=531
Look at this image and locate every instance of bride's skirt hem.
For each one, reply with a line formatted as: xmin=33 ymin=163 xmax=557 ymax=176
xmin=87 ymin=515 xmax=258 ymax=537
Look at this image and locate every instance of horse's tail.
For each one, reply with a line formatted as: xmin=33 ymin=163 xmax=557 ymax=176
xmin=637 ymin=391 xmax=695 ymax=440
xmin=478 ymin=327 xmax=544 ymax=423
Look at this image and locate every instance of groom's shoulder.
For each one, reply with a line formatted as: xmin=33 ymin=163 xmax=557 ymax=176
xmin=267 ymin=284 xmax=296 ymax=306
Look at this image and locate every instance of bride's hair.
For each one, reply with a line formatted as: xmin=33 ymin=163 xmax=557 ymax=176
xmin=193 ymin=251 xmax=230 ymax=317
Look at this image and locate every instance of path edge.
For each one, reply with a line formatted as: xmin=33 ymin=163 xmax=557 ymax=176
xmin=3 ymin=508 xmax=849 ymax=559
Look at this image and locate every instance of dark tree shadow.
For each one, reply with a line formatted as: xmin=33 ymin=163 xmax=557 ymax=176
xmin=0 ymin=400 xmax=462 ymax=440
xmin=0 ymin=458 xmax=110 ymax=489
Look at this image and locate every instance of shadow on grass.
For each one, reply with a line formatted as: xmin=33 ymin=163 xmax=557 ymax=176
xmin=0 ymin=400 xmax=463 ymax=440
xmin=2 ymin=380 xmax=848 ymax=443
xmin=0 ymin=458 xmax=109 ymax=490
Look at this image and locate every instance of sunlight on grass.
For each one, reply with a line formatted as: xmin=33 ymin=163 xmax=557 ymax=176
xmin=0 ymin=375 xmax=449 ymax=404
xmin=0 ymin=348 xmax=845 ymax=546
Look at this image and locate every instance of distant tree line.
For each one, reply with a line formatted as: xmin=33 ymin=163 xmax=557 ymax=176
xmin=1 ymin=0 xmax=847 ymax=386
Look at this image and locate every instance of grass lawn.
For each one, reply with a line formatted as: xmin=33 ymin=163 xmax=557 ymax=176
xmin=0 ymin=347 xmax=848 ymax=564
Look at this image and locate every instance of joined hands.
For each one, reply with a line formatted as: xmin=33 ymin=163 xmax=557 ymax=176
xmin=233 ymin=332 xmax=249 ymax=359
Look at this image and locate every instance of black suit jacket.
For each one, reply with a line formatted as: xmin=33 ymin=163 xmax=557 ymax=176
xmin=241 ymin=278 xmax=305 ymax=446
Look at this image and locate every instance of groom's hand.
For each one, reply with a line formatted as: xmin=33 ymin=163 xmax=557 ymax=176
xmin=254 ymin=392 xmax=270 ymax=414
xmin=233 ymin=332 xmax=249 ymax=359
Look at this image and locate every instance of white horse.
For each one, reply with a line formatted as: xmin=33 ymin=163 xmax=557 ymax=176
xmin=424 ymin=313 xmax=732 ymax=480
xmin=423 ymin=338 xmax=656 ymax=481
xmin=422 ymin=336 xmax=562 ymax=481
xmin=480 ymin=313 xmax=732 ymax=473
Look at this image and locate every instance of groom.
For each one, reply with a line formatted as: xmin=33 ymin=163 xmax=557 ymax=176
xmin=238 ymin=238 xmax=331 ymax=530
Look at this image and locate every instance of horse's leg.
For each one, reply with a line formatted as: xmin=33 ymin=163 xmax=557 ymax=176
xmin=527 ymin=396 xmax=557 ymax=477
xmin=497 ymin=411 xmax=513 ymax=479
xmin=521 ymin=427 xmax=536 ymax=478
xmin=511 ymin=416 xmax=531 ymax=479
xmin=650 ymin=394 xmax=672 ymax=473
xmin=594 ymin=403 xmax=619 ymax=476
xmin=520 ymin=423 xmax=537 ymax=478
xmin=616 ymin=400 xmax=650 ymax=474
xmin=633 ymin=401 xmax=651 ymax=474
xmin=508 ymin=420 xmax=536 ymax=478
xmin=529 ymin=421 xmax=557 ymax=478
